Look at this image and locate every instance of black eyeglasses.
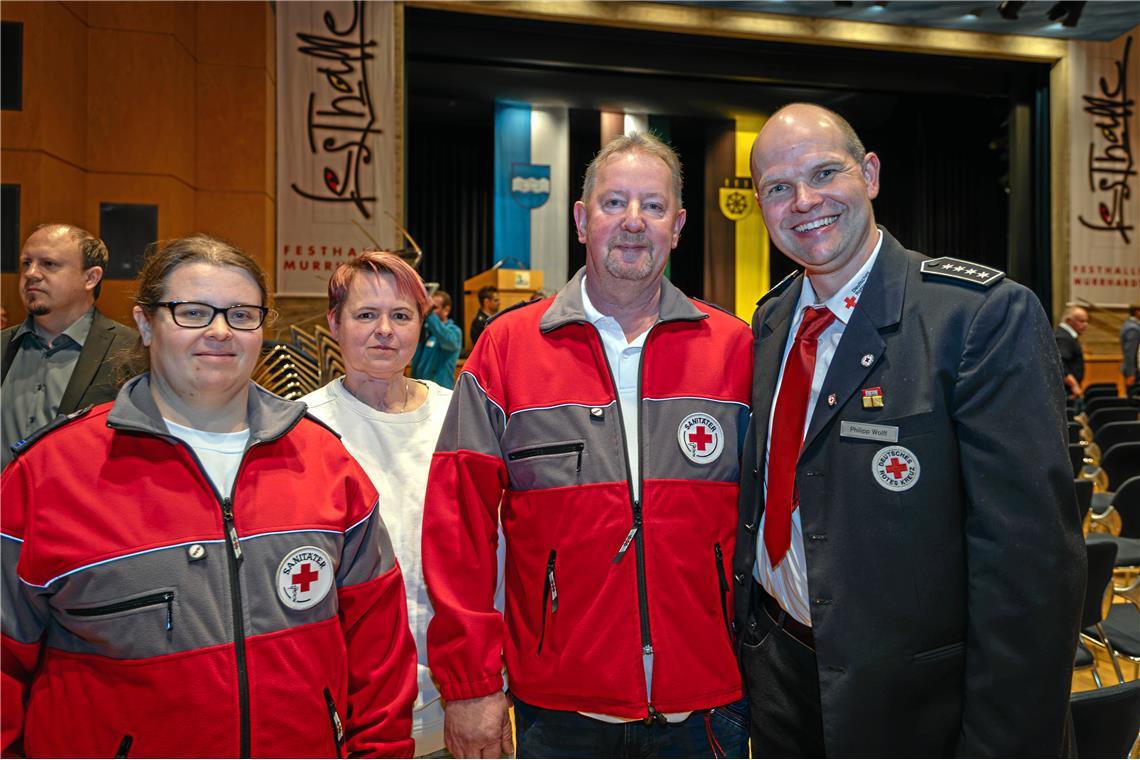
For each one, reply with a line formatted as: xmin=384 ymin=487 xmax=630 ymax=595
xmin=153 ymin=301 xmax=269 ymax=331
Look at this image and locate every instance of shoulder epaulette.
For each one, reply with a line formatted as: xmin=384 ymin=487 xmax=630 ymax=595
xmin=691 ymin=297 xmax=749 ymax=326
xmin=920 ymin=257 xmax=1005 ymax=288
xmin=9 ymin=404 xmax=95 ymax=458
xmin=302 ymin=412 xmax=343 ymax=440
xmin=486 ymin=297 xmax=543 ymax=325
xmin=756 ymin=270 xmax=801 ymax=309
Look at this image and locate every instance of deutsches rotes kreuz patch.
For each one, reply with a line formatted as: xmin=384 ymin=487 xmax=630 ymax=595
xmin=277 ymin=546 xmax=334 ymax=611
xmin=678 ymin=412 xmax=724 ymax=465
xmin=871 ymin=445 xmax=921 ymax=492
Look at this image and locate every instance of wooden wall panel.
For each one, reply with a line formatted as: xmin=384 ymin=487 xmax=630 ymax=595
xmin=2 ymin=1 xmax=276 ymax=328
xmin=86 ymin=27 xmax=196 ymax=182
xmin=0 ymin=2 xmax=44 ymax=151
xmin=196 ymin=63 xmax=270 ymax=192
xmin=195 ymin=192 xmax=275 ymax=277
xmin=39 ymin=2 xmax=87 ymax=166
xmin=196 ymin=1 xmax=269 ymax=68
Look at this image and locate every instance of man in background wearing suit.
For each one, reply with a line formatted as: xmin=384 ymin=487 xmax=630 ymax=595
xmin=2 ymin=224 xmax=136 ymax=468
xmin=1055 ymin=304 xmax=1089 ymax=399
xmin=734 ymin=103 xmax=1084 ymax=756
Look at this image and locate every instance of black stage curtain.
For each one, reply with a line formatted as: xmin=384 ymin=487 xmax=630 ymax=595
xmin=407 ymin=101 xmax=495 ymax=331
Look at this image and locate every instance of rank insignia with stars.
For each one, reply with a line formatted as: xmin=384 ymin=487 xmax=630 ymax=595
xmin=920 ymin=257 xmax=1005 ymax=288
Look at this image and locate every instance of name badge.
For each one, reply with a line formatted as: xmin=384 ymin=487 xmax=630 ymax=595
xmin=840 ymin=421 xmax=899 ymax=443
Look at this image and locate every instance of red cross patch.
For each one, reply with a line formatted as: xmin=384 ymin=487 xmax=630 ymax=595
xmin=871 ymin=445 xmax=920 ymax=492
xmin=677 ymin=412 xmax=725 ymax=464
xmin=277 ymin=546 xmax=334 ymax=610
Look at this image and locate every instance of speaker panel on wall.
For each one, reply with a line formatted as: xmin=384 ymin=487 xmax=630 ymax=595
xmin=2 ymin=22 xmax=23 ymax=111
xmin=99 ymin=203 xmax=158 ymax=279
xmin=1 ymin=184 xmax=19 ymax=273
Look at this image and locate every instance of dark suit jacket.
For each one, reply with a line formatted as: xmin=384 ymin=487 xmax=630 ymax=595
xmin=1054 ymin=325 xmax=1085 ymax=384
xmin=733 ymin=229 xmax=1085 ymax=756
xmin=1 ymin=309 xmax=138 ymax=414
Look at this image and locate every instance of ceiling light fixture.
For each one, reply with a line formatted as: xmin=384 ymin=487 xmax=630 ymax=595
xmin=1046 ymin=1 xmax=1086 ymax=28
xmin=997 ymin=1 xmax=1026 ymax=20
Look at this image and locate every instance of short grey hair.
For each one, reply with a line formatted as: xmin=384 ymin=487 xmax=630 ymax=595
xmin=580 ymin=131 xmax=683 ymax=207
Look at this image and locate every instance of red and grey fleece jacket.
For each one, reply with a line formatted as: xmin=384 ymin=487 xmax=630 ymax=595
xmin=1 ymin=375 xmax=417 ymax=758
xmin=423 ymin=270 xmax=753 ymax=718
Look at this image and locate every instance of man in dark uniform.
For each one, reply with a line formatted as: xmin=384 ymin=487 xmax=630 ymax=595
xmin=469 ymin=285 xmax=500 ymax=346
xmin=734 ymin=103 xmax=1084 ymax=756
xmin=1055 ymin=304 xmax=1089 ymax=399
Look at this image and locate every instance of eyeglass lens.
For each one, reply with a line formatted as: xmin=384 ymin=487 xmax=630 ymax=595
xmin=170 ymin=302 xmax=264 ymax=330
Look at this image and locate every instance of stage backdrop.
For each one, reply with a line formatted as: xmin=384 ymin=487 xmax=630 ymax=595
xmin=1068 ymin=28 xmax=1139 ymax=307
xmin=277 ymin=0 xmax=400 ymax=296
xmin=493 ymin=102 xmax=570 ymax=290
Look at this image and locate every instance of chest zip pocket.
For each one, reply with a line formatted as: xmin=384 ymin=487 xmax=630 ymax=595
xmin=67 ymin=591 xmax=175 ymax=640
xmin=537 ymin=550 xmax=558 ymax=655
xmin=324 ymin=687 xmax=345 ymax=758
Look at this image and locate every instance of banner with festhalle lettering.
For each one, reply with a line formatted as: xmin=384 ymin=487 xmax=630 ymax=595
xmin=1068 ymin=29 xmax=1139 ymax=307
xmin=276 ymin=1 xmax=399 ymax=296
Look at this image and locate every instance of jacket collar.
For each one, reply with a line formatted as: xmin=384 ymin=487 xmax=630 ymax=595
xmin=107 ymin=373 xmax=307 ymax=444
xmin=761 ymin=225 xmax=906 ymax=335
xmin=539 ymin=267 xmax=706 ymax=333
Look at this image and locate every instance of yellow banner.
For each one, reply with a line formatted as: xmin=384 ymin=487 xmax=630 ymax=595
xmin=733 ymin=115 xmax=768 ymax=321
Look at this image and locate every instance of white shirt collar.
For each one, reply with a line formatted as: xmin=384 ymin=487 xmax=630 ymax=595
xmin=1059 ymin=322 xmax=1078 ymax=339
xmin=795 ymin=228 xmax=883 ymax=324
xmin=580 ymin=276 xmax=653 ymax=347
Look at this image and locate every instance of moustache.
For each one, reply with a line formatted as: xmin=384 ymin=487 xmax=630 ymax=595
xmin=608 ymin=234 xmax=652 ymax=250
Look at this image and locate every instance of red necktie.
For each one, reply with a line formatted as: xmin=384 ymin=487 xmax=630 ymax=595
xmin=765 ymin=306 xmax=837 ymax=567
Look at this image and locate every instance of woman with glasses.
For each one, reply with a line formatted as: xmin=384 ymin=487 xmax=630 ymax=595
xmin=1 ymin=234 xmax=417 ymax=758
xmin=302 ymin=251 xmax=473 ymax=757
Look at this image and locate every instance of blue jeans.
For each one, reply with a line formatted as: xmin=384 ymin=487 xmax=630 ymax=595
xmin=512 ymin=696 xmax=749 ymax=758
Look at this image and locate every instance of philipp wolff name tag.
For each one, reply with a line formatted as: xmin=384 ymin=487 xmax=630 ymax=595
xmin=840 ymin=421 xmax=899 ymax=443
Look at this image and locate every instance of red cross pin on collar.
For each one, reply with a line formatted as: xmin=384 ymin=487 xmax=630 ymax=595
xmin=844 ymin=296 xmax=857 ymax=309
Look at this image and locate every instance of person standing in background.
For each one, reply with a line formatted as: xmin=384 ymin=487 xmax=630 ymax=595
xmin=469 ymin=286 xmax=500 ymax=346
xmin=1 ymin=224 xmax=136 ymax=469
xmin=411 ymin=289 xmax=462 ymax=389
xmin=1120 ymin=304 xmax=1140 ymax=389
xmin=1055 ymin=304 xmax=1089 ymax=399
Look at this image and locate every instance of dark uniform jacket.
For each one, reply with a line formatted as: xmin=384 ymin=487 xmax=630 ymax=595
xmin=734 ymin=228 xmax=1085 ymax=756
xmin=1 ymin=309 xmax=137 ymax=414
xmin=1054 ymin=324 xmax=1085 ymax=385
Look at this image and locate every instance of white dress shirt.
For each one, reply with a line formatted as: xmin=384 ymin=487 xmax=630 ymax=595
xmin=580 ymin=278 xmax=690 ymax=722
xmin=756 ymin=230 xmax=883 ymax=626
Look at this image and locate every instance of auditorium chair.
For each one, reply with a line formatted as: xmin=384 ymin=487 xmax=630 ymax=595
xmin=1079 ymin=540 xmax=1125 ymax=685
xmin=1069 ymin=680 xmax=1140 ymax=758
xmin=1085 ymin=395 xmax=1139 ymax=418
xmin=1086 ymin=382 xmax=1122 ymax=395
xmin=1085 ymin=386 xmax=1121 ymax=403
xmin=1090 ymin=407 xmax=1140 ymax=433
xmin=1095 ymin=421 xmax=1140 ymax=455
xmin=1102 ymin=443 xmax=1140 ymax=491
xmin=1098 ymin=603 xmax=1140 ymax=683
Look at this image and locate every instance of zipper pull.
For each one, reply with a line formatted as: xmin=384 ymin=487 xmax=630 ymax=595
xmin=163 ymin=591 xmax=174 ymax=637
xmin=613 ymin=502 xmax=642 ymax=564
xmin=714 ymin=543 xmax=729 ymax=594
xmin=222 ymin=498 xmax=243 ymax=563
xmin=546 ymin=551 xmax=558 ymax=613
